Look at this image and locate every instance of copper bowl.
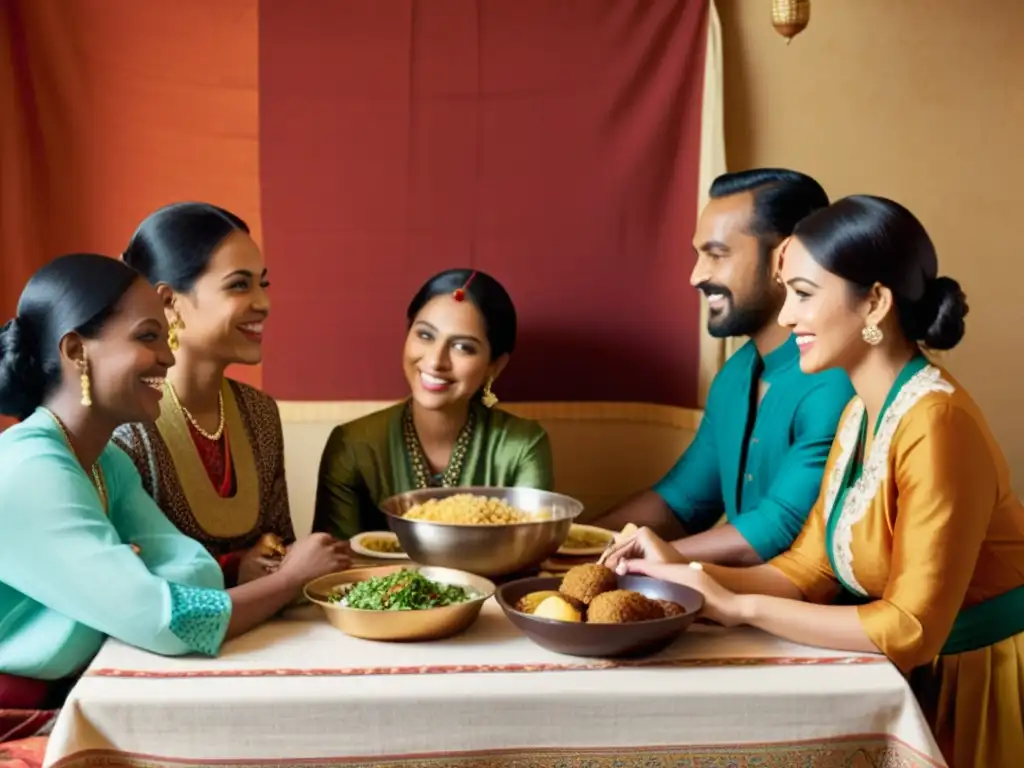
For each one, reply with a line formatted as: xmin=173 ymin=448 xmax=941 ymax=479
xmin=496 ymin=575 xmax=703 ymax=658
xmin=305 ymin=565 xmax=495 ymax=642
xmin=380 ymin=486 xmax=585 ymax=577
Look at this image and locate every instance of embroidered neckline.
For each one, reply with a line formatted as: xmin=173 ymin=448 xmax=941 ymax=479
xmin=824 ymin=363 xmax=955 ymax=596
xmin=155 ymin=379 xmax=260 ymax=538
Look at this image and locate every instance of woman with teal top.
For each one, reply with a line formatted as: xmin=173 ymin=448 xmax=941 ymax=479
xmin=602 ymin=197 xmax=1024 ymax=767
xmin=314 ymin=268 xmax=553 ymax=539
xmin=0 ymin=254 xmax=348 ymax=756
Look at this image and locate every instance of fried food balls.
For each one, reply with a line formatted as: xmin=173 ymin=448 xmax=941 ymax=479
xmin=559 ymin=563 xmax=617 ymax=606
xmin=587 ymin=589 xmax=666 ymax=624
xmin=654 ymin=599 xmax=685 ymax=618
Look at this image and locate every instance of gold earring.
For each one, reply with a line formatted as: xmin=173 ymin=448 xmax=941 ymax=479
xmin=79 ymin=355 xmax=92 ymax=407
xmin=168 ymin=312 xmax=183 ymax=352
xmin=861 ymin=324 xmax=884 ymax=346
xmin=481 ymin=378 xmax=499 ymax=409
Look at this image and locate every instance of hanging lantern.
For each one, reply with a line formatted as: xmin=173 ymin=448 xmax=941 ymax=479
xmin=772 ymin=0 xmax=810 ymax=44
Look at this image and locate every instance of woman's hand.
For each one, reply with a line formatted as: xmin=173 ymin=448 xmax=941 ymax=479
xmin=256 ymin=533 xmax=288 ymax=558
xmin=618 ymin=559 xmax=747 ymax=628
xmin=234 ymin=534 xmax=294 ymax=585
xmin=599 ymin=525 xmax=685 ymax=571
xmin=277 ymin=533 xmax=351 ymax=588
xmin=237 ymin=547 xmax=282 ymax=585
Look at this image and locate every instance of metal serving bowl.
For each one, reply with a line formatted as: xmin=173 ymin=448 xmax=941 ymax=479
xmin=496 ymin=574 xmax=704 ymax=658
xmin=304 ymin=565 xmax=495 ymax=642
xmin=380 ymin=486 xmax=585 ymax=577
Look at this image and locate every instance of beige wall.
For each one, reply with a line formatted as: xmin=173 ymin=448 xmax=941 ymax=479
xmin=718 ymin=0 xmax=1024 ymax=491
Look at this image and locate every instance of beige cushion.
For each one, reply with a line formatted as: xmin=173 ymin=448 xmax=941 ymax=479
xmin=279 ymin=401 xmax=702 ymax=535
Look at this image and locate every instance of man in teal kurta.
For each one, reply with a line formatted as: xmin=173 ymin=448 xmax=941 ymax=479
xmin=595 ymin=169 xmax=853 ymax=565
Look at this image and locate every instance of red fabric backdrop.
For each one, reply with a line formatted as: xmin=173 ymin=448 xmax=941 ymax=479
xmin=259 ymin=0 xmax=708 ymax=406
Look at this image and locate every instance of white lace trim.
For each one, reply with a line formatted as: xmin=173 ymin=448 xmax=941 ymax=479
xmin=824 ymin=365 xmax=955 ymax=596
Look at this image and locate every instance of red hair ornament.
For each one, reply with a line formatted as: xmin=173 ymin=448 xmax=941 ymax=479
xmin=452 ymin=271 xmax=477 ymax=302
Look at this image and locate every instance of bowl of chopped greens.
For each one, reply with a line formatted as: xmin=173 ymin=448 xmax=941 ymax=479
xmin=304 ymin=565 xmax=496 ymax=641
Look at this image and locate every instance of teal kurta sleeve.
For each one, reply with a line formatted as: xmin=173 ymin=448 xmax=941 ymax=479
xmin=652 ymin=413 xmax=724 ymax=532
xmin=0 ymin=439 xmax=231 ymax=660
xmin=106 ymin=445 xmax=227 ymax=590
xmin=509 ymin=428 xmax=554 ymax=491
xmin=732 ymin=381 xmax=851 ymax=560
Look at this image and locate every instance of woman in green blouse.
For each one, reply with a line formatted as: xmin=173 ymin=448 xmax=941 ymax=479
xmin=313 ymin=268 xmax=554 ymax=538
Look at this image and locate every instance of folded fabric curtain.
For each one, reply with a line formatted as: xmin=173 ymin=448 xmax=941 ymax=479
xmin=1 ymin=0 xmax=725 ymax=409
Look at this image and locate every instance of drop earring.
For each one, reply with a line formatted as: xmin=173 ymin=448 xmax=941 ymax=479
xmin=79 ymin=351 xmax=92 ymax=407
xmin=861 ymin=324 xmax=884 ymax=346
xmin=168 ymin=311 xmax=184 ymax=352
xmin=481 ymin=378 xmax=499 ymax=408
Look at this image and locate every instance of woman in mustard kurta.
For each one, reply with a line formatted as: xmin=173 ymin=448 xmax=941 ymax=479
xmin=313 ymin=269 xmax=553 ymax=538
xmin=603 ymin=196 xmax=1024 ymax=767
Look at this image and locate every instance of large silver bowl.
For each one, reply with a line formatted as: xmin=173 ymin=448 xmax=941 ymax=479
xmin=380 ymin=487 xmax=585 ymax=577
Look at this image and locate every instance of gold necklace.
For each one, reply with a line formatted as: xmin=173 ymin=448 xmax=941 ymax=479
xmin=166 ymin=381 xmax=225 ymax=441
xmin=44 ymin=408 xmax=109 ymax=514
xmin=402 ymin=403 xmax=475 ymax=489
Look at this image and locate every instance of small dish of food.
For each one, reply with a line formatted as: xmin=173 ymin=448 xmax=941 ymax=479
xmin=305 ymin=565 xmax=495 ymax=641
xmin=496 ymin=563 xmax=703 ymax=658
xmin=350 ymin=531 xmax=408 ymax=560
xmin=557 ymin=524 xmax=614 ymax=557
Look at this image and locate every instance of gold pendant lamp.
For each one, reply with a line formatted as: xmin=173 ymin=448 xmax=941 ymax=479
xmin=772 ymin=0 xmax=810 ymax=44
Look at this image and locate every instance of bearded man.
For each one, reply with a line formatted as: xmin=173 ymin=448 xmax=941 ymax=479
xmin=594 ymin=169 xmax=854 ymax=566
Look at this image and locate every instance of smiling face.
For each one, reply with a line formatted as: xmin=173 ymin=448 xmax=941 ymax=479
xmin=170 ymin=231 xmax=270 ymax=366
xmin=777 ymin=237 xmax=888 ymax=374
xmin=403 ymin=295 xmax=507 ymax=411
xmin=690 ymin=193 xmax=783 ymax=338
xmin=75 ymin=278 xmax=175 ymax=424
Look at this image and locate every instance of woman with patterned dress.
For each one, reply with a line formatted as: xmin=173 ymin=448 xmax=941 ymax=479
xmin=603 ymin=196 xmax=1024 ymax=767
xmin=313 ymin=269 xmax=554 ymax=539
xmin=0 ymin=255 xmax=348 ymax=766
xmin=114 ymin=203 xmax=302 ymax=587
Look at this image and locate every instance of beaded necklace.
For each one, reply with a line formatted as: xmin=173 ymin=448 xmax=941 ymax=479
xmin=402 ymin=403 xmax=475 ymax=488
xmin=166 ymin=381 xmax=225 ymax=441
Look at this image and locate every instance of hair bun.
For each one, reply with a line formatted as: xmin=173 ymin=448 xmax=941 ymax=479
xmin=917 ymin=276 xmax=968 ymax=351
xmin=0 ymin=317 xmax=45 ymax=420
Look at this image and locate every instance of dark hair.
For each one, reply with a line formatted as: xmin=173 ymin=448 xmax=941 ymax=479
xmin=794 ymin=195 xmax=968 ymax=350
xmin=0 ymin=254 xmax=140 ymax=420
xmin=406 ymin=269 xmax=517 ymax=359
xmin=122 ymin=202 xmax=250 ymax=292
xmin=710 ymin=168 xmax=829 ymax=259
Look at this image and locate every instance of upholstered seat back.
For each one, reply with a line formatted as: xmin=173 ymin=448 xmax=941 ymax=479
xmin=279 ymin=401 xmax=701 ymax=535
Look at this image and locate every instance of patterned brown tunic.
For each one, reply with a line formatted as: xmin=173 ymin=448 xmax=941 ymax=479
xmin=113 ymin=380 xmax=294 ymax=560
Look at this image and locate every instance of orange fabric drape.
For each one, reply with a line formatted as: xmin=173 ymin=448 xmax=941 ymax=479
xmin=0 ymin=0 xmax=262 ymax=428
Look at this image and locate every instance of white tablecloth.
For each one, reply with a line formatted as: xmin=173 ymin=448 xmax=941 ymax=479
xmin=45 ymin=600 xmax=946 ymax=767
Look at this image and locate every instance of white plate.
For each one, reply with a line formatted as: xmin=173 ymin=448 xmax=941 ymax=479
xmin=350 ymin=531 xmax=409 ymax=560
xmin=557 ymin=524 xmax=615 ymax=556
